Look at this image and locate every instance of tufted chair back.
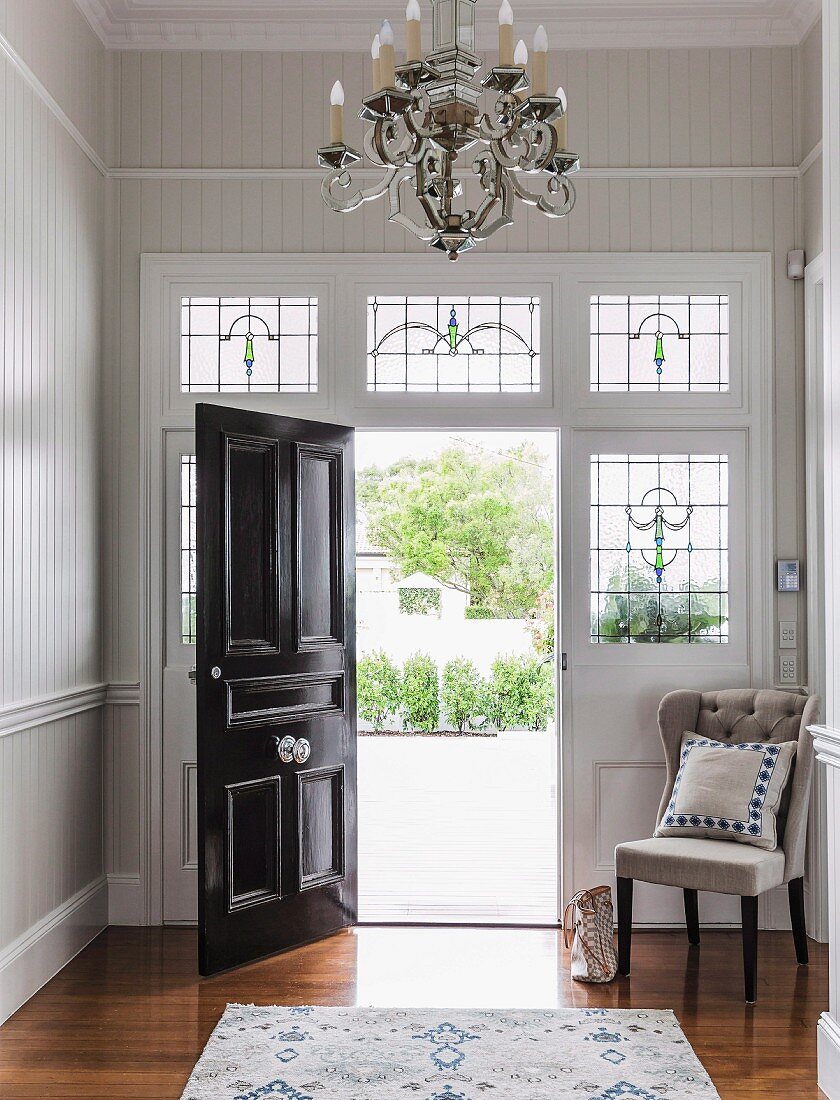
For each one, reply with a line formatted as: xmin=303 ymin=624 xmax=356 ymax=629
xmin=655 ymin=688 xmax=821 ymax=880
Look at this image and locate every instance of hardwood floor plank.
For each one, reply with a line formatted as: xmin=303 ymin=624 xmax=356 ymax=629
xmin=0 ymin=926 xmax=827 ymax=1098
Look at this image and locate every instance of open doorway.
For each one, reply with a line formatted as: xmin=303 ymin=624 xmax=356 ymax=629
xmin=355 ymin=431 xmax=559 ymax=925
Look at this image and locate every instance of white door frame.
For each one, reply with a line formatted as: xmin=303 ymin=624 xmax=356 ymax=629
xmin=139 ymin=250 xmax=777 ymax=928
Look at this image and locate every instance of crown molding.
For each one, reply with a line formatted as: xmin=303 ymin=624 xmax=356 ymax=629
xmin=74 ymin=0 xmax=821 ymax=51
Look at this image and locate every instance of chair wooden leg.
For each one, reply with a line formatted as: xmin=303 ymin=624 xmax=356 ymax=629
xmin=741 ymin=894 xmax=759 ymax=1004
xmin=683 ymin=888 xmax=700 ymax=946
xmin=788 ymin=877 xmax=809 ymax=965
xmin=617 ymin=877 xmax=633 ymax=976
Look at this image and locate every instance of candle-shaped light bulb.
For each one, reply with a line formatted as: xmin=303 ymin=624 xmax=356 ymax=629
xmin=371 ymin=33 xmax=381 ymax=90
xmin=514 ymin=38 xmax=528 ymax=68
xmin=532 ymin=25 xmax=548 ymax=94
xmin=498 ymin=0 xmax=514 ymax=66
xmin=406 ymin=0 xmax=422 ymax=61
xmin=379 ymin=19 xmax=396 ymax=87
xmin=554 ymin=85 xmax=568 ymax=150
xmin=329 ymin=80 xmax=345 ymax=143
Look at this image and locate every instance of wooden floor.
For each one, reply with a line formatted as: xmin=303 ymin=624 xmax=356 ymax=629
xmin=0 ymin=925 xmax=828 ymax=1098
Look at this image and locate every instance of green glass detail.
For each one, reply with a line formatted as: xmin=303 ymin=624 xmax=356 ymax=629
xmin=448 ymin=307 xmax=458 ymax=351
xmin=654 ymin=331 xmax=665 ymax=374
xmin=244 ymin=333 xmax=255 ymax=377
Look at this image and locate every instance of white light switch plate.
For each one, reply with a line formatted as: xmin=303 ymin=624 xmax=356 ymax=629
xmin=779 ymin=655 xmax=798 ymax=684
xmin=779 ymin=621 xmax=797 ymax=649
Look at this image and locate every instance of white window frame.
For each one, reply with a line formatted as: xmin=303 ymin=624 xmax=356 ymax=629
xmin=345 ymin=274 xmax=556 ymax=410
xmin=559 ymin=255 xmax=767 ymax=420
xmin=139 ymin=250 xmax=773 ymax=927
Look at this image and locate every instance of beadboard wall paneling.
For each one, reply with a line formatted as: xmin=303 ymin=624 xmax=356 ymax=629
xmin=799 ymin=18 xmax=823 ymax=260
xmin=113 ymin=47 xmax=798 ymax=171
xmin=105 ymin=46 xmax=808 ymax=916
xmin=0 ymin=2 xmax=107 ymax=1019
xmin=0 ymin=0 xmax=110 ymax=162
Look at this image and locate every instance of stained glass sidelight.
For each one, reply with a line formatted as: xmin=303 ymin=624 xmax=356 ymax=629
xmin=181 ymin=296 xmax=318 ymax=392
xmin=181 ymin=454 xmax=197 ymax=645
xmin=590 ymin=454 xmax=729 ymax=644
xmin=367 ymin=296 xmax=540 ymax=392
xmin=590 ymin=294 xmax=729 ymax=392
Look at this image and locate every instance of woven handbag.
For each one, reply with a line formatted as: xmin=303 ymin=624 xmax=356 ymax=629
xmin=562 ymin=886 xmax=618 ymax=983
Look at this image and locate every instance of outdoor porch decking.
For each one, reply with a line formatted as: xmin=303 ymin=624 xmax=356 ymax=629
xmin=358 ymin=729 xmax=559 ymax=925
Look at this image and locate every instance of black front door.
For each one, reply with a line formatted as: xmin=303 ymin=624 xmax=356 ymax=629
xmin=196 ymin=403 xmax=356 ymax=975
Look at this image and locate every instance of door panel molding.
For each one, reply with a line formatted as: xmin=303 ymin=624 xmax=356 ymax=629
xmin=226 ymin=672 xmax=346 ymax=730
xmin=293 ymin=443 xmax=345 ymax=651
xmin=225 ymin=776 xmax=282 ymax=912
xmin=224 ymin=434 xmax=281 ymax=655
xmin=297 ymin=765 xmax=346 ymax=892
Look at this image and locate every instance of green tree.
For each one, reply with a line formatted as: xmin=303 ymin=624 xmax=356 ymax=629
xmin=441 ymin=657 xmax=485 ymax=732
xmin=357 ymin=442 xmax=553 ymax=620
xmin=357 ymin=650 xmax=402 ymax=730
xmin=401 ymin=653 xmax=440 ymax=732
xmin=485 ymin=654 xmax=555 ymax=731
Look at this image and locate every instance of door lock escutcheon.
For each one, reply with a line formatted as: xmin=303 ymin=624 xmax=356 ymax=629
xmin=211 ymin=666 xmax=222 ymax=680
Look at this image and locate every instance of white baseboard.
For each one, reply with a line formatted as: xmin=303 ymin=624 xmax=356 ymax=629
xmin=0 ymin=876 xmax=107 ymax=1025
xmin=107 ymin=873 xmax=143 ymax=925
xmin=818 ymin=1014 xmax=840 ymax=1098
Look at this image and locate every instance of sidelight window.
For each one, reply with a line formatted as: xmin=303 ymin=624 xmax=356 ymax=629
xmin=180 ymin=454 xmax=197 ymax=644
xmin=590 ymin=453 xmax=729 ymax=644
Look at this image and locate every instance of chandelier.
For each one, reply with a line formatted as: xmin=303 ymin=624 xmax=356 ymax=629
xmin=316 ymin=0 xmax=579 ymax=260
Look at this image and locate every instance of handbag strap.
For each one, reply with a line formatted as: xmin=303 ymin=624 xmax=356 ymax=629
xmin=562 ymin=889 xmax=594 ymax=949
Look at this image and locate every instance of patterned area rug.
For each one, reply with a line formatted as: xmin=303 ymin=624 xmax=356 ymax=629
xmin=181 ymin=1005 xmax=721 ymax=1099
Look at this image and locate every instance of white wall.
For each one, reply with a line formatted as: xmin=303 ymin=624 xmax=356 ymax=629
xmin=104 ymin=43 xmax=814 ymax=919
xmin=800 ymin=18 xmax=823 ymax=261
xmin=0 ymin=2 xmax=108 ymax=1022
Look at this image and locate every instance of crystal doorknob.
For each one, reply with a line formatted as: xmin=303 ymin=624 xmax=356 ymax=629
xmin=277 ymin=735 xmax=297 ymax=763
xmin=292 ymin=738 xmax=311 ymax=764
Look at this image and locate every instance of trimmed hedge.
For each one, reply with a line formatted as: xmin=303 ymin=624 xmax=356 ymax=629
xmin=401 ymin=653 xmax=440 ymax=732
xmin=357 ymin=650 xmax=554 ymax=732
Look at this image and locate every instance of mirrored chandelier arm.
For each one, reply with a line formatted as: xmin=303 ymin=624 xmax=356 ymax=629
xmin=510 ymin=170 xmax=576 ymax=218
xmin=321 ymin=162 xmax=399 ymax=213
xmin=461 ymin=155 xmax=514 ymax=238
xmin=388 ymin=173 xmax=441 ymax=241
xmin=477 ymin=96 xmax=520 ymax=143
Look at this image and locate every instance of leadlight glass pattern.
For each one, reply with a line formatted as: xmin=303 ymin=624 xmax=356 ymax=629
xmin=590 ymin=294 xmax=729 ymax=392
xmin=181 ymin=296 xmax=318 ymax=392
xmin=181 ymin=454 xmax=197 ymax=645
xmin=367 ymin=296 xmax=540 ymax=392
xmin=590 ymin=454 xmax=729 ymax=644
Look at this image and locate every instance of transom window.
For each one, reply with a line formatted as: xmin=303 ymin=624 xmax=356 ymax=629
xmin=590 ymin=294 xmax=729 ymax=393
xmin=367 ymin=295 xmax=540 ymax=393
xmin=180 ymin=454 xmax=197 ymax=645
xmin=590 ymin=453 xmax=729 ymax=644
xmin=180 ymin=296 xmax=318 ymax=393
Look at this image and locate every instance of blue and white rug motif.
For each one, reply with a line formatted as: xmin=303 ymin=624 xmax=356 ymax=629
xmin=180 ymin=1005 xmax=720 ymax=1099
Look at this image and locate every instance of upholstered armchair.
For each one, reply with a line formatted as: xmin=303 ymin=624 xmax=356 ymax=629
xmin=614 ymin=687 xmax=820 ymax=1003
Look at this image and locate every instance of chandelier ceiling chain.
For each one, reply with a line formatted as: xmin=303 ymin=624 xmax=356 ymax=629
xmin=316 ymin=0 xmax=580 ymax=260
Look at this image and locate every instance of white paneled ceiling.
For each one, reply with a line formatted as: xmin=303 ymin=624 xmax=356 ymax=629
xmin=76 ymin=0 xmax=820 ymax=50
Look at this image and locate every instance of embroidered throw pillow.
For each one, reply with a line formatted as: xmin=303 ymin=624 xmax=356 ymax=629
xmin=654 ymin=734 xmax=797 ymax=851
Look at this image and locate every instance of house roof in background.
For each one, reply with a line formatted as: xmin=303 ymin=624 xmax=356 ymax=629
xmin=75 ymin=0 xmax=820 ymax=51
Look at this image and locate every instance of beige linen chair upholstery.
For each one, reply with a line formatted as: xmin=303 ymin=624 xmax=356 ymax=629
xmin=614 ymin=687 xmax=820 ymax=1003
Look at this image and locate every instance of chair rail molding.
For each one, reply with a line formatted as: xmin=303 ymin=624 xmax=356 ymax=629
xmin=811 ymin=724 xmax=840 ymax=1098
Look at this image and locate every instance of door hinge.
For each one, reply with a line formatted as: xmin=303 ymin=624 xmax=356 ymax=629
xmin=561 ymin=652 xmax=568 ymax=672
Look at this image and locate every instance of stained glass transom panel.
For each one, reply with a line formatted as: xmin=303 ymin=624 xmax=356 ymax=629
xmin=590 ymin=454 xmax=729 ymax=644
xmin=367 ymin=296 xmax=540 ymax=392
xmin=181 ymin=296 xmax=318 ymax=392
xmin=590 ymin=294 xmax=729 ymax=392
xmin=181 ymin=454 xmax=197 ymax=645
